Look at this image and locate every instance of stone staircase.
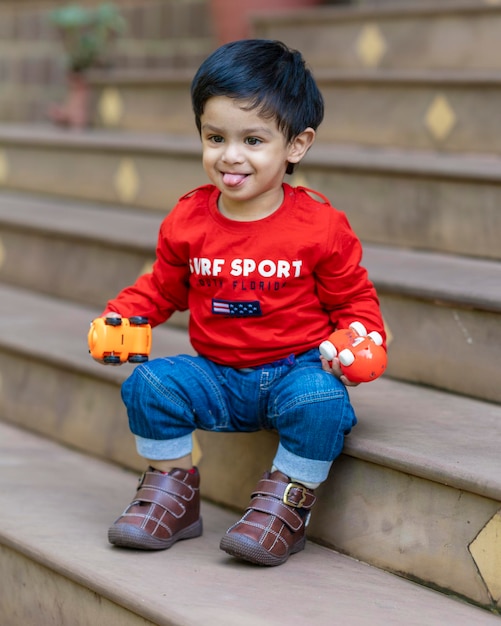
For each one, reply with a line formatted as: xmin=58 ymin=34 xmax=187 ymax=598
xmin=1 ymin=1 xmax=501 ymax=624
xmin=0 ymin=0 xmax=213 ymax=123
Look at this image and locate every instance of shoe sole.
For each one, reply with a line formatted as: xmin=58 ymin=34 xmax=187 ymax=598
xmin=219 ymin=533 xmax=306 ymax=566
xmin=108 ymin=517 xmax=203 ymax=550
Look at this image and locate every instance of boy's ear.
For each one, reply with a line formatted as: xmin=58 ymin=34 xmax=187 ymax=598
xmin=287 ymin=128 xmax=316 ymax=164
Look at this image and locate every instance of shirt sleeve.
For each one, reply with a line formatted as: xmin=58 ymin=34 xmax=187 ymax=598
xmin=314 ymin=210 xmax=386 ymax=346
xmin=103 ymin=213 xmax=190 ymax=327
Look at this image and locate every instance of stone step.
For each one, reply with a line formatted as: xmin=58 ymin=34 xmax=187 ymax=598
xmin=0 ymin=123 xmax=203 ymax=212
xmin=89 ymin=68 xmax=196 ymax=134
xmin=253 ymin=1 xmax=501 ymax=71
xmin=0 ymin=190 xmax=163 ymax=311
xmin=1 ymin=283 xmax=501 ymax=610
xmin=312 ymin=69 xmax=501 ymax=154
xmin=298 ymin=143 xmax=501 ymax=262
xmin=0 ymin=124 xmax=500 ymax=260
xmin=3 ymin=423 xmax=500 ymax=626
xmin=1 ymin=190 xmax=500 ymax=403
xmin=89 ymin=67 xmax=501 ymax=156
xmin=364 ymin=245 xmax=501 ymax=404
xmin=357 ymin=0 xmax=481 ymax=3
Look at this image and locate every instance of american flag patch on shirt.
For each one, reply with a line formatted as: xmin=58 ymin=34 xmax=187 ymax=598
xmin=212 ymin=299 xmax=262 ymax=317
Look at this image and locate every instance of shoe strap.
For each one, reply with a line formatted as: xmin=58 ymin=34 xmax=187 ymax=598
xmin=134 ymin=488 xmax=186 ymax=518
xmin=252 ymin=478 xmax=316 ymax=509
xmin=138 ymin=470 xmax=197 ymax=502
xmin=247 ymin=495 xmax=304 ymax=532
xmin=132 ymin=472 xmax=198 ymax=518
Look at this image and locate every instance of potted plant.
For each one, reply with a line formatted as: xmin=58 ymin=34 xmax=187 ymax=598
xmin=48 ymin=3 xmax=126 ymax=129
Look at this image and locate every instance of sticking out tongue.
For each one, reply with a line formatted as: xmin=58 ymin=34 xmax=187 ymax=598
xmin=223 ymin=173 xmax=247 ymax=187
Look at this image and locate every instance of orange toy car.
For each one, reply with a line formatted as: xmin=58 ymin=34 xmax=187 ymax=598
xmin=319 ymin=321 xmax=387 ymax=383
xmin=88 ymin=316 xmax=151 ymax=364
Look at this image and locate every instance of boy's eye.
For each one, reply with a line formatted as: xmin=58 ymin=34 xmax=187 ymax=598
xmin=209 ymin=135 xmax=224 ymax=143
xmin=245 ymin=137 xmax=262 ymax=146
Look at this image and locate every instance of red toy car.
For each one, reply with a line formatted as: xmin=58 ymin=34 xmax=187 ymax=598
xmin=319 ymin=321 xmax=387 ymax=383
xmin=88 ymin=316 xmax=151 ymax=364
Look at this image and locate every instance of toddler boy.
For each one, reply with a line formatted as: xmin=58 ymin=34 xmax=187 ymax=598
xmin=97 ymin=39 xmax=385 ymax=566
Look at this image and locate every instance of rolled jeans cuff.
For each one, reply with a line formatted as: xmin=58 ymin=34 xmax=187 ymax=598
xmin=273 ymin=443 xmax=332 ymax=486
xmin=135 ymin=433 xmax=192 ymax=461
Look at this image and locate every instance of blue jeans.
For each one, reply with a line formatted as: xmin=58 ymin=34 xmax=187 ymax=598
xmin=121 ymin=349 xmax=357 ymax=485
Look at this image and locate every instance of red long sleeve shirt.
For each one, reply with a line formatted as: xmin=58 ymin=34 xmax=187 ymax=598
xmin=104 ymin=183 xmax=385 ymax=367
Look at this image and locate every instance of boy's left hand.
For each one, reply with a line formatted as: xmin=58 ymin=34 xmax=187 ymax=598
xmin=320 ymin=356 xmax=360 ymax=387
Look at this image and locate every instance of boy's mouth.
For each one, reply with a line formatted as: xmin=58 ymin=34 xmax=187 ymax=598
xmin=222 ymin=172 xmax=248 ymax=187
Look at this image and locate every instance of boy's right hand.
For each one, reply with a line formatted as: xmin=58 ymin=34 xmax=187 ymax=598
xmin=320 ymin=355 xmax=360 ymax=387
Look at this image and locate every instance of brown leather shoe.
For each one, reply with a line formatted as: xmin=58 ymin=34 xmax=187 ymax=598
xmin=220 ymin=470 xmax=316 ymax=566
xmin=108 ymin=467 xmax=202 ymax=550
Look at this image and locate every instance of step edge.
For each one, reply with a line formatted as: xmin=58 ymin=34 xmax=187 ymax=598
xmin=306 ymin=144 xmax=501 ymax=182
xmin=344 ymin=429 xmax=501 ymax=502
xmin=316 ymin=69 xmax=501 ymax=86
xmin=89 ymin=67 xmax=501 ymax=87
xmin=0 ymin=123 xmax=201 ymax=155
xmin=253 ymin=0 xmax=501 ymax=26
xmin=346 ymin=375 xmax=501 ymax=502
xmin=88 ymin=67 xmax=196 ymax=85
xmin=363 ymin=245 xmax=501 ymax=313
xmin=0 ymin=190 xmax=161 ymax=251
xmin=1 ymin=124 xmax=500 ymax=182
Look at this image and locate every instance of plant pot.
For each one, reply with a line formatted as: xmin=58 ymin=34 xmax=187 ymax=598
xmin=48 ymin=72 xmax=91 ymax=130
xmin=210 ymin=0 xmax=322 ymax=46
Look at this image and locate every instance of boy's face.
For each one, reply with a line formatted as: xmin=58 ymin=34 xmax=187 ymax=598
xmin=200 ymin=96 xmax=313 ymax=220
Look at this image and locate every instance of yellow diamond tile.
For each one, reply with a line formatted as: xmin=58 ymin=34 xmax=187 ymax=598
xmin=114 ymin=158 xmax=139 ymax=203
xmin=356 ymin=24 xmax=387 ymax=68
xmin=98 ymin=87 xmax=124 ymax=127
xmin=469 ymin=509 xmax=501 ymax=602
xmin=0 ymin=149 xmax=9 ymax=184
xmin=425 ymin=94 xmax=456 ymax=142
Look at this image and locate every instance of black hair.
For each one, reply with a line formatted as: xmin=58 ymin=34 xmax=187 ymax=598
xmin=191 ymin=39 xmax=324 ymax=174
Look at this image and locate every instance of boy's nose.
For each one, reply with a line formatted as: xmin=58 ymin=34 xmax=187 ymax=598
xmin=221 ymin=142 xmax=244 ymax=163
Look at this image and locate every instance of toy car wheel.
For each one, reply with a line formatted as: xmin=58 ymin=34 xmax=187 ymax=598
xmin=105 ymin=316 xmax=122 ymax=326
xmin=319 ymin=340 xmax=337 ymax=360
xmin=338 ymin=349 xmax=355 ymax=366
xmin=129 ymin=316 xmax=149 ymax=325
xmin=349 ymin=321 xmax=367 ymax=337
xmin=129 ymin=355 xmax=148 ymax=363
xmin=103 ymin=355 xmax=121 ymax=364
xmin=368 ymin=331 xmax=383 ymax=346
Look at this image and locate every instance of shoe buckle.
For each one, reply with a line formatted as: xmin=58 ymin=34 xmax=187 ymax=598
xmin=283 ymin=482 xmax=307 ymax=508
